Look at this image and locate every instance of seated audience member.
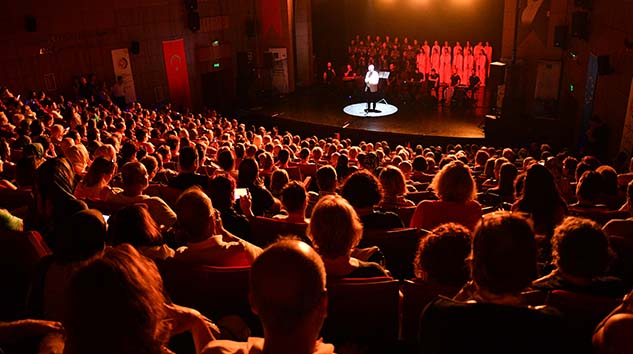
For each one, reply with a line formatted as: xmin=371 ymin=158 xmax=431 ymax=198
xmin=414 ymin=223 xmax=472 ymax=289
xmin=570 ymin=170 xmax=608 ymax=209
xmin=27 ymin=209 xmax=106 ymax=321
xmin=107 ymin=204 xmax=175 ymax=260
xmin=25 ymin=158 xmax=87 ymax=249
xmin=64 ymin=145 xmax=89 ymax=177
xmin=273 ymin=181 xmax=309 ymax=224
xmin=64 ymin=244 xmax=217 ymax=354
xmin=603 ymin=181 xmax=633 ymax=237
xmin=512 ymin=163 xmax=568 ymax=236
xmin=173 ymin=187 xmax=262 ymax=266
xmin=419 ymin=212 xmax=569 ymax=354
xmin=107 ymin=161 xmax=177 ymax=228
xmin=410 ymin=161 xmax=482 ymax=231
xmin=207 ymin=174 xmax=252 ymax=240
xmin=378 ymin=166 xmax=416 ymax=210
xmin=168 ymin=146 xmax=210 ymax=190
xmin=216 ymin=147 xmax=237 ymax=180
xmin=269 ymin=169 xmax=289 ymax=199
xmin=93 ymin=144 xmax=117 ymax=162
xmin=307 ymin=165 xmax=338 ymax=215
xmin=532 ymin=217 xmax=626 ymax=297
xmin=341 ymin=170 xmax=404 ymax=230
xmin=202 ymin=239 xmax=334 ymax=354
xmin=308 ymin=195 xmax=389 ymax=278
xmin=237 ymin=158 xmax=278 ymax=217
xmin=596 ymin=165 xmax=622 ymax=209
xmin=74 ymin=157 xmax=118 ymax=201
xmin=486 ymin=162 xmax=518 ymax=203
xmin=593 ymin=289 xmax=633 ymax=354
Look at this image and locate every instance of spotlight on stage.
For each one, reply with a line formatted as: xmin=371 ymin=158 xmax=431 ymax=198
xmin=343 ymin=99 xmax=398 ymax=118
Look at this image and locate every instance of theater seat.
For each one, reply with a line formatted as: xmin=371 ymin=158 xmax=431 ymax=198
xmin=394 ymin=206 xmax=416 ymax=226
xmin=545 ymin=289 xmax=621 ymax=351
xmin=568 ymin=208 xmax=630 ymax=226
xmin=401 ymin=279 xmax=459 ymax=345
xmin=405 ymin=191 xmax=437 ymax=204
xmin=0 ymin=230 xmax=51 ymax=320
xmin=284 ymin=166 xmax=302 ymax=181
xmin=322 ymin=277 xmax=400 ymax=349
xmin=298 ymin=164 xmax=318 ymax=178
xmin=0 ymin=188 xmax=33 ymax=211
xmin=359 ymin=228 xmax=427 ymax=280
xmin=249 ymin=216 xmax=310 ymax=248
xmin=608 ymin=235 xmax=633 ymax=286
xmin=157 ymin=259 xmax=254 ymax=322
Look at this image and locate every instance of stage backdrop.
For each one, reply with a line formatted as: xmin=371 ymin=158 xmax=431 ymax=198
xmin=312 ymin=0 xmax=504 ymax=68
xmin=162 ymin=39 xmax=192 ymax=108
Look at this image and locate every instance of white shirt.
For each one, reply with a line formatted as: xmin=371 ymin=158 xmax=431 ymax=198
xmin=365 ymin=70 xmax=379 ymax=93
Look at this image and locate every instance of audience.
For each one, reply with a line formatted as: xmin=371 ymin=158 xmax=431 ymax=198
xmin=419 ymin=212 xmax=569 ymax=354
xmin=341 ymin=170 xmax=404 ymax=230
xmin=273 ymin=181 xmax=309 ymax=223
xmin=73 ymin=157 xmax=118 ymax=200
xmin=308 ymin=195 xmax=389 ymax=278
xmin=202 ymin=239 xmax=333 ymax=354
xmin=173 ymin=187 xmax=262 ymax=266
xmin=410 ymin=160 xmax=482 ymax=230
xmin=107 ymin=161 xmax=177 ymax=228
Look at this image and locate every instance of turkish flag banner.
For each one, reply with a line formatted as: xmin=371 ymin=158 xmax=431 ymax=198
xmin=162 ymin=39 xmax=192 ymax=108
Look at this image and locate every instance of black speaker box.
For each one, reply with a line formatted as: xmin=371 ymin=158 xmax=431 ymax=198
xmin=571 ymin=12 xmax=589 ymax=40
xmin=184 ymin=0 xmax=197 ymax=10
xmin=598 ymin=55 xmax=612 ymax=75
xmin=574 ymin=0 xmax=591 ymax=9
xmin=554 ymin=25 xmax=568 ymax=48
xmin=188 ymin=11 xmax=200 ymax=32
xmin=263 ymin=52 xmax=275 ymax=69
xmin=130 ymin=41 xmax=140 ymax=55
xmin=25 ymin=16 xmax=37 ymax=32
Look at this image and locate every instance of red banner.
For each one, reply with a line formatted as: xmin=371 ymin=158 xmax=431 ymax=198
xmin=261 ymin=0 xmax=281 ymax=38
xmin=162 ymin=39 xmax=192 ymax=108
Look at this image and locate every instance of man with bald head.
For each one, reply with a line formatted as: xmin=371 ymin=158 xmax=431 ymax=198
xmin=202 ymin=239 xmax=333 ymax=354
xmin=174 ymin=187 xmax=261 ymax=267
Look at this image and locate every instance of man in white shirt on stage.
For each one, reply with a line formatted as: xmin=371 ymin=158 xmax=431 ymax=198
xmin=365 ymin=64 xmax=380 ymax=113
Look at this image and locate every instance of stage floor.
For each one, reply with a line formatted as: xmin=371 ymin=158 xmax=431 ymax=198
xmin=243 ymin=86 xmax=489 ymax=144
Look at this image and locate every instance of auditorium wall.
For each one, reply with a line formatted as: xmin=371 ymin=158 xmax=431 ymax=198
xmin=0 ymin=0 xmax=294 ymax=110
xmin=502 ymin=0 xmax=633 ymax=158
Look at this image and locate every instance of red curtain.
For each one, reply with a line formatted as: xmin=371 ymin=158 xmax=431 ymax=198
xmin=162 ymin=39 xmax=192 ymax=108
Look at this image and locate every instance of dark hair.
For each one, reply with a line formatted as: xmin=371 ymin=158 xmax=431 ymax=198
xmin=208 ymin=174 xmax=236 ymax=211
xmin=412 ymin=156 xmax=428 ymax=172
xmin=178 ymin=146 xmax=198 ymax=170
xmin=108 ymin=205 xmax=163 ymax=248
xmin=341 ymin=170 xmax=383 ymax=209
xmin=515 ymin=164 xmax=567 ymax=235
xmin=471 ymin=212 xmax=537 ymax=295
xmin=64 ymin=244 xmax=169 ymax=354
xmin=576 ymin=170 xmax=602 ymax=203
xmin=217 ymin=148 xmax=235 ymax=171
xmin=56 ymin=209 xmax=106 ymax=264
xmin=278 ymin=148 xmax=290 ymax=165
xmin=415 ymin=223 xmax=472 ymax=288
xmin=237 ymin=158 xmax=259 ymax=187
xmin=552 ymin=217 xmax=610 ymax=278
xmin=497 ymin=162 xmax=518 ymax=197
xmin=140 ymin=155 xmax=158 ymax=177
xmin=83 ymin=157 xmax=116 ymax=187
xmin=316 ymin=165 xmax=337 ymax=192
xmin=281 ymin=181 xmax=307 ymax=213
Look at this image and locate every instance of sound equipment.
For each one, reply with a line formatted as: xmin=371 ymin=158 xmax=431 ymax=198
xmin=598 ymin=55 xmax=612 ymax=75
xmin=188 ymin=11 xmax=200 ymax=32
xmin=25 ymin=16 xmax=37 ymax=32
xmin=130 ymin=41 xmax=140 ymax=55
xmin=574 ymin=0 xmax=591 ymax=9
xmin=571 ymin=11 xmax=589 ymax=40
xmin=554 ymin=26 xmax=568 ymax=48
xmin=184 ymin=0 xmax=197 ymax=10
xmin=263 ymin=52 xmax=274 ymax=69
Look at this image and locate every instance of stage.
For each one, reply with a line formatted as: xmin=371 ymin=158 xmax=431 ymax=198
xmin=239 ymin=85 xmax=490 ymax=146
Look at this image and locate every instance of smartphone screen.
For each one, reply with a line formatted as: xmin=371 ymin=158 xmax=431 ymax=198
xmin=235 ymin=188 xmax=248 ymax=201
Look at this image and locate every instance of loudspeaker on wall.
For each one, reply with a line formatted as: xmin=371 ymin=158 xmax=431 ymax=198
xmin=188 ymin=11 xmax=200 ymax=32
xmin=130 ymin=41 xmax=140 ymax=55
xmin=554 ymin=26 xmax=567 ymax=49
xmin=25 ymin=16 xmax=37 ymax=32
xmin=571 ymin=12 xmax=589 ymax=40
